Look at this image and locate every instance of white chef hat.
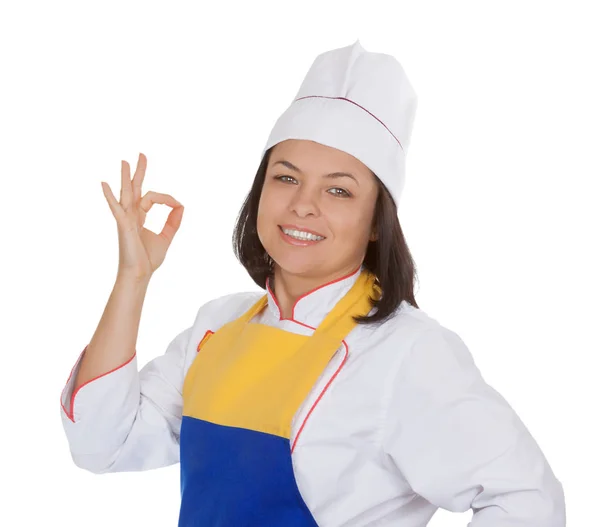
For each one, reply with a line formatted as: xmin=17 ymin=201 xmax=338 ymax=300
xmin=260 ymin=39 xmax=418 ymax=206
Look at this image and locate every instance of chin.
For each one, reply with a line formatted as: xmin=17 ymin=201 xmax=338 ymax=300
xmin=271 ymin=251 xmax=327 ymax=277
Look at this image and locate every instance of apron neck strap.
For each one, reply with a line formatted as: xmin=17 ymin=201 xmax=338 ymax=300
xmin=312 ymin=269 xmax=380 ymax=342
xmin=240 ymin=268 xmax=380 ymax=336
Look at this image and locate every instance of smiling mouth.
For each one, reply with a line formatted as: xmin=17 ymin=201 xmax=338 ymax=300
xmin=278 ymin=225 xmax=326 ymax=242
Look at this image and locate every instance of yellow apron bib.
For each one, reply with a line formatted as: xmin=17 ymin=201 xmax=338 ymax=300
xmin=178 ymin=269 xmax=379 ymax=526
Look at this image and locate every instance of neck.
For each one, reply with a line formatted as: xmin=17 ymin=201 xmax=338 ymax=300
xmin=271 ymin=264 xmax=361 ymax=320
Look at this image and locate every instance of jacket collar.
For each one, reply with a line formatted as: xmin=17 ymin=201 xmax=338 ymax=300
xmin=265 ymin=266 xmax=364 ymax=329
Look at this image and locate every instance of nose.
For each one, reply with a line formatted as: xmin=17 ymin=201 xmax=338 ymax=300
xmin=288 ymin=184 xmax=320 ymax=218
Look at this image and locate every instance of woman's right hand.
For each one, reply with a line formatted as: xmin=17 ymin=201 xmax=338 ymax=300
xmin=101 ymin=152 xmax=184 ymax=282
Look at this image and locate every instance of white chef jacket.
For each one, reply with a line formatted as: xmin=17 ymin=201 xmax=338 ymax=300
xmin=60 ymin=266 xmax=566 ymax=526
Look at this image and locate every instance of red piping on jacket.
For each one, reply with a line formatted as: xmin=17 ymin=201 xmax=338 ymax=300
xmin=263 ymin=267 xmax=359 ymax=449
xmin=291 ymin=340 xmax=349 ymax=454
xmin=60 ymin=345 xmax=136 ymax=423
xmin=294 ymin=95 xmax=404 ymax=150
xmin=260 ymin=315 xmax=349 ymax=454
xmin=195 ymin=319 xmax=349 ymax=453
xmin=266 ymin=265 xmax=362 ymax=322
xmin=196 ymin=330 xmax=214 ymax=352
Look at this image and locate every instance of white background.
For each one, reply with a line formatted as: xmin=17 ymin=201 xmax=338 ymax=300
xmin=1 ymin=0 xmax=597 ymax=525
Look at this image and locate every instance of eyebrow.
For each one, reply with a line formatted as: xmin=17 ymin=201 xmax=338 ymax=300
xmin=272 ymin=160 xmax=359 ymax=185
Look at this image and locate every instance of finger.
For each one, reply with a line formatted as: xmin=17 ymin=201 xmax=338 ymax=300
xmin=159 ymin=203 xmax=185 ymax=244
xmin=120 ymin=160 xmax=133 ymax=209
xmin=139 ymin=191 xmax=182 ymax=213
xmin=131 ymin=152 xmax=147 ymax=205
xmin=101 ymin=181 xmax=125 ymax=221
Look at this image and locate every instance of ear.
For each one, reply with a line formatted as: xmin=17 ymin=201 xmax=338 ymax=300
xmin=369 ymin=229 xmax=378 ymax=242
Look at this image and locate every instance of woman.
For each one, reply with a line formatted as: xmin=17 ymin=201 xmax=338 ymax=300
xmin=60 ymin=41 xmax=566 ymax=526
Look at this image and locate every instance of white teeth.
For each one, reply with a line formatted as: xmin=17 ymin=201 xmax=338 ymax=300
xmin=282 ymin=228 xmax=324 ymax=241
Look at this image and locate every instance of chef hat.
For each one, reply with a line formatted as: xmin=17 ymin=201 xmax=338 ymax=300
xmin=260 ymin=39 xmax=418 ymax=206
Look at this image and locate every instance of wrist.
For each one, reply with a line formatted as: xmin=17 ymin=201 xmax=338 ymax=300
xmin=115 ymin=270 xmax=152 ymax=289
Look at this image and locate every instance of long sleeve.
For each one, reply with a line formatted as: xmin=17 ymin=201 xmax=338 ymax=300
xmin=59 ymin=325 xmax=193 ymax=474
xmin=381 ymin=326 xmax=566 ymax=526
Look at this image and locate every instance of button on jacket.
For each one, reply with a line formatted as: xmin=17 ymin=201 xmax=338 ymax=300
xmin=60 ymin=266 xmax=566 ymax=526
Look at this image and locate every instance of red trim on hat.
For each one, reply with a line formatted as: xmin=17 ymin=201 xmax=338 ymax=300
xmin=294 ymin=95 xmax=404 ymax=150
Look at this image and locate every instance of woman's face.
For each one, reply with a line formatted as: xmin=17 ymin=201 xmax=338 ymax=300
xmin=257 ymin=139 xmax=379 ymax=280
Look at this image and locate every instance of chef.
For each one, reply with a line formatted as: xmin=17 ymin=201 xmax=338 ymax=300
xmin=60 ymin=40 xmax=566 ymax=526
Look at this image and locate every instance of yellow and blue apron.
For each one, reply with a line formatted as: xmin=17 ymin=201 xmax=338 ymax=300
xmin=178 ymin=270 xmax=379 ymax=526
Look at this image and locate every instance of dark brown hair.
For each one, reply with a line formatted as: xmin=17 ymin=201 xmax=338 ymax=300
xmin=232 ymin=146 xmax=420 ymax=325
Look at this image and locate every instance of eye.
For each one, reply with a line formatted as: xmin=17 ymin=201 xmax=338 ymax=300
xmin=274 ymin=175 xmax=297 ymax=184
xmin=327 ymin=187 xmax=352 ymax=198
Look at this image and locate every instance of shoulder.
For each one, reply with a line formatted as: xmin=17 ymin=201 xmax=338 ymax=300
xmin=192 ymin=290 xmax=264 ymax=331
xmin=380 ymin=301 xmax=480 ymax=390
xmin=366 ymin=300 xmax=478 ymax=380
xmin=180 ymin=291 xmax=264 ymax=371
xmin=364 ymin=300 xmax=449 ymax=347
xmin=377 ymin=300 xmax=463 ymax=341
